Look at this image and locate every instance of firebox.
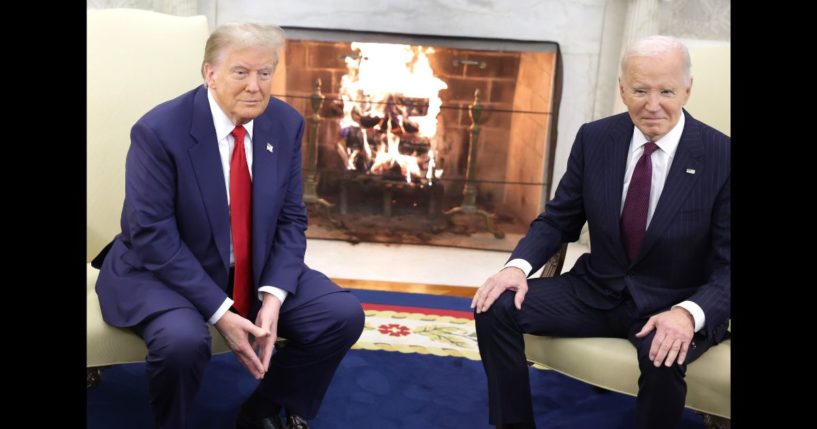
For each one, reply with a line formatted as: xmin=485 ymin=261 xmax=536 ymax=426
xmin=271 ymin=28 xmax=561 ymax=251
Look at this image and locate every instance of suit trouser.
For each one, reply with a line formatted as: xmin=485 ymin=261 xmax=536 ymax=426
xmin=133 ymin=268 xmax=365 ymax=429
xmin=474 ymin=274 xmax=718 ymax=429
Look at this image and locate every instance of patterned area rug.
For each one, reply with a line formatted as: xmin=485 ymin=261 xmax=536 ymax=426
xmin=353 ymin=290 xmax=480 ymax=360
xmin=86 ymin=289 xmax=705 ymax=429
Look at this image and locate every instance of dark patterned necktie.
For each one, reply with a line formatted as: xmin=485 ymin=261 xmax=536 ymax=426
xmin=621 ymin=142 xmax=658 ymax=261
xmin=230 ymin=125 xmax=253 ymax=317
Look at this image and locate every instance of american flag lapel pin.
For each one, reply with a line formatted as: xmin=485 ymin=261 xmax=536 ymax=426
xmin=685 ymin=168 xmax=696 ymax=175
xmin=266 ymin=143 xmax=274 ymax=153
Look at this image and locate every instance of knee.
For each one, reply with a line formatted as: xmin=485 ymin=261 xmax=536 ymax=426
xmin=635 ymin=343 xmax=686 ymax=381
xmin=327 ymin=292 xmax=365 ymax=347
xmin=147 ymin=326 xmax=211 ymax=369
xmin=637 ymin=361 xmax=686 ymax=393
xmin=474 ymin=291 xmax=517 ymax=329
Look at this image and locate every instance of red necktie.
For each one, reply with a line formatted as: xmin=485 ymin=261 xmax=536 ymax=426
xmin=620 ymin=142 xmax=658 ymax=262
xmin=230 ymin=125 xmax=253 ymax=317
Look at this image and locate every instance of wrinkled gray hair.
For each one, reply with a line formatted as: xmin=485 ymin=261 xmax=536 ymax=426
xmin=201 ymin=22 xmax=286 ymax=81
xmin=620 ymin=35 xmax=691 ymax=84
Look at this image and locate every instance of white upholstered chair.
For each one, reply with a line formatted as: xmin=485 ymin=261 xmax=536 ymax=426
xmin=524 ymin=245 xmax=731 ymax=429
xmin=86 ymin=8 xmax=231 ymax=387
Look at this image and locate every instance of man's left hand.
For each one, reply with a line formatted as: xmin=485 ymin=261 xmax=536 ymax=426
xmin=635 ymin=307 xmax=695 ymax=367
xmin=254 ymin=293 xmax=282 ymax=371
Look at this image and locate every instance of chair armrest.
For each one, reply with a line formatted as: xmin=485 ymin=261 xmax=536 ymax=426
xmin=539 ymin=243 xmax=568 ymax=278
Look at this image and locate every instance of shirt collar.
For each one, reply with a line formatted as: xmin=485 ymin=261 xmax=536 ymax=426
xmin=631 ymin=111 xmax=685 ymax=158
xmin=207 ymin=88 xmax=254 ymax=142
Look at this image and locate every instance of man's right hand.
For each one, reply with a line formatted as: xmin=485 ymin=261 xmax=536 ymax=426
xmin=471 ymin=267 xmax=529 ymax=314
xmin=215 ymin=311 xmax=270 ymax=380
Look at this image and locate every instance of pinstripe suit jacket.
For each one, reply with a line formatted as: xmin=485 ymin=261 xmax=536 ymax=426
xmin=511 ymin=110 xmax=730 ymax=342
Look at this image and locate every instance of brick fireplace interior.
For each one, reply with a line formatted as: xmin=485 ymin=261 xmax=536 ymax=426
xmin=271 ymin=28 xmax=560 ymax=251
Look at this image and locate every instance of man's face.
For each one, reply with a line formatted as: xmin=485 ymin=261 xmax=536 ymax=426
xmin=204 ymin=45 xmax=276 ymax=125
xmin=619 ymin=49 xmax=691 ymax=141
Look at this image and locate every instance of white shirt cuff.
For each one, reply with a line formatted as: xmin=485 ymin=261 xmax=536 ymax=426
xmin=504 ymin=259 xmax=532 ymax=277
xmin=208 ymin=297 xmax=234 ymax=325
xmin=259 ymin=286 xmax=288 ymax=305
xmin=673 ymin=301 xmax=705 ymax=333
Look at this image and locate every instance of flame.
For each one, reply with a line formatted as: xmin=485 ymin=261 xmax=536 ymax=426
xmin=343 ymin=43 xmax=447 ymax=137
xmin=338 ymin=42 xmax=448 ymax=184
xmin=426 ymin=150 xmax=436 ymax=185
xmin=369 ymin=121 xmax=423 ymax=182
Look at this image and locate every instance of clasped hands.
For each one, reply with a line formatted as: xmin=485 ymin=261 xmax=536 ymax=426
xmin=215 ymin=293 xmax=282 ymax=379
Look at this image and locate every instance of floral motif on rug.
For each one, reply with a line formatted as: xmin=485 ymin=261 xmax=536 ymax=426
xmin=353 ymin=303 xmax=480 ymax=360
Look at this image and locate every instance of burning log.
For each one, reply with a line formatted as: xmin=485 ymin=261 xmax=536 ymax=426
xmin=394 ymin=96 xmax=429 ymax=116
xmin=333 ymin=42 xmax=447 ymax=184
xmin=337 ymin=127 xmax=375 ymax=171
xmin=351 ymin=105 xmax=383 ymax=129
xmin=385 ymin=95 xmax=426 ymax=135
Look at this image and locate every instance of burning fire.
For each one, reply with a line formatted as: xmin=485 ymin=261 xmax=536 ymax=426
xmin=336 ymin=42 xmax=447 ymax=184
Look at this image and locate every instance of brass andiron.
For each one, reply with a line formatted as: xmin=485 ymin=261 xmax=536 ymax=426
xmin=444 ymin=89 xmax=504 ymax=238
xmin=302 ymin=78 xmax=342 ymax=226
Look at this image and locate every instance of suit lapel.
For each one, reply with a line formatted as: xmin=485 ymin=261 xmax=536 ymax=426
xmin=604 ymin=114 xmax=635 ymax=266
xmin=635 ymin=112 xmax=704 ymax=263
xmin=188 ymin=87 xmax=231 ymax=271
xmin=249 ymin=113 xmax=280 ymax=278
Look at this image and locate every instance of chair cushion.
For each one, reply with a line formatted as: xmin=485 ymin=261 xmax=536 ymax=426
xmin=87 ymin=264 xmax=231 ymax=367
xmin=524 ymin=335 xmax=730 ymax=419
xmin=87 ymin=8 xmax=209 ymax=261
xmin=86 ymin=9 xmax=230 ymax=369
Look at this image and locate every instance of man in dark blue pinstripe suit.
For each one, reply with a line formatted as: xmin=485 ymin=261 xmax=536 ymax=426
xmin=471 ymin=35 xmax=730 ymax=429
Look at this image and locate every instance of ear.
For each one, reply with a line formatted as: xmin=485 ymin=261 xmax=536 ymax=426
xmin=203 ymin=63 xmax=216 ymax=88
xmin=683 ymin=77 xmax=693 ymax=105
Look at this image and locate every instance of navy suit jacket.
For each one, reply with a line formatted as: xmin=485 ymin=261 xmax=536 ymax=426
xmin=96 ymin=85 xmax=331 ymax=328
xmin=511 ymin=111 xmax=730 ymax=342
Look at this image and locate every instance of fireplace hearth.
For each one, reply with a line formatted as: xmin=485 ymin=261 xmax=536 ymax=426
xmin=272 ymin=28 xmax=561 ymax=251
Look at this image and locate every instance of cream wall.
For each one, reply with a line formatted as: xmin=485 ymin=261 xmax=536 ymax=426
xmin=607 ymin=38 xmax=731 ymax=137
xmin=683 ymin=40 xmax=730 ymax=136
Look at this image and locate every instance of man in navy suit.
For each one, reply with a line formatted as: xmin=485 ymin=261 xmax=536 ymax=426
xmin=94 ymin=23 xmax=364 ymax=429
xmin=471 ymin=35 xmax=730 ymax=429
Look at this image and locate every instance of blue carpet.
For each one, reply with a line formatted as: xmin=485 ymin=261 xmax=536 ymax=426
xmin=351 ymin=288 xmax=473 ymax=312
xmin=87 ymin=289 xmax=705 ymax=428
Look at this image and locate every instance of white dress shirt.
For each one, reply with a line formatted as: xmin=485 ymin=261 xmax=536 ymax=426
xmin=207 ymin=89 xmax=288 ymax=325
xmin=505 ymin=112 xmax=705 ymax=332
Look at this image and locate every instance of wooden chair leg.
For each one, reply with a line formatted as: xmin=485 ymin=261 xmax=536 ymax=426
xmin=703 ymin=413 xmax=730 ymax=429
xmin=87 ymin=367 xmax=102 ymax=389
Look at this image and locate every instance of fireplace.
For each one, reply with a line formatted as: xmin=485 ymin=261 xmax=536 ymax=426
xmin=271 ymin=28 xmax=561 ymax=251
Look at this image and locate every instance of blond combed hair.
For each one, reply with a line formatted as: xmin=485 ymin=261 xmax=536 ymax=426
xmin=201 ymin=22 xmax=286 ymax=82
